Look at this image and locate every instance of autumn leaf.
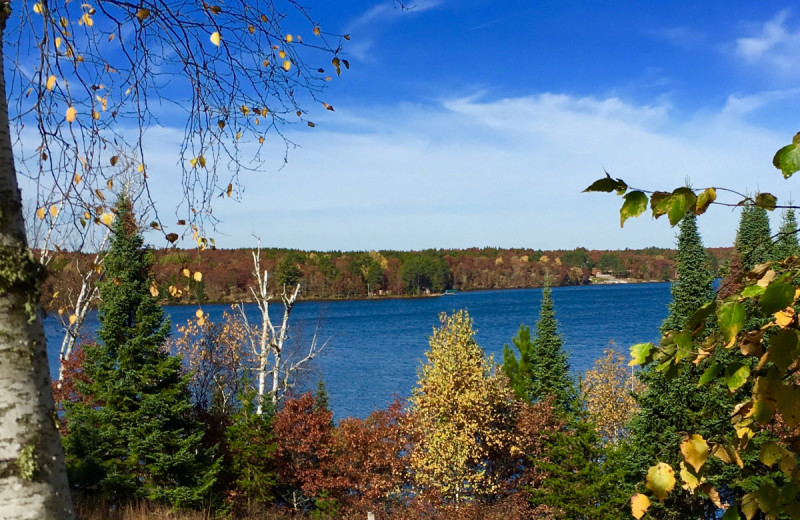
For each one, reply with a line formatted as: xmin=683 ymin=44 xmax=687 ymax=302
xmin=49 ymin=205 xmax=59 ymax=218
xmin=210 ymin=31 xmax=221 ymax=46
xmin=680 ymin=434 xmax=709 ymax=472
xmin=646 ymin=462 xmax=676 ymax=500
xmin=149 ymin=282 xmax=159 ymax=297
xmin=182 ymin=268 xmax=191 ymax=278
xmin=100 ymin=212 xmax=114 ymax=226
xmin=193 ymin=271 xmax=202 ymax=282
xmin=46 ymin=75 xmax=57 ymax=91
xmin=631 ymin=493 xmax=650 ymax=519
xmin=66 ymin=106 xmax=77 ymax=123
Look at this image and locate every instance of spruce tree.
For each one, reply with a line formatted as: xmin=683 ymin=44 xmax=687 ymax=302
xmin=502 ymin=282 xmax=574 ymax=411
xmin=63 ymin=197 xmax=217 ymax=507
xmin=660 ymin=212 xmax=715 ymax=333
xmin=736 ymin=204 xmax=772 ymax=271
xmin=622 ymin=212 xmax=749 ymax=519
xmin=773 ymin=208 xmax=800 ymax=260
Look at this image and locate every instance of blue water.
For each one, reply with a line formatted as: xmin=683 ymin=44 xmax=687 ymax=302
xmin=44 ymin=283 xmax=671 ymax=420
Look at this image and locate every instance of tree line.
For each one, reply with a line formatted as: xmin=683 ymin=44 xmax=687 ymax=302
xmin=40 ymin=244 xmax=734 ymax=309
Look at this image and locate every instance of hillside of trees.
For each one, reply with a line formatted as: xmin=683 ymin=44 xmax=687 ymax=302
xmin=40 ymin=245 xmax=735 ymax=308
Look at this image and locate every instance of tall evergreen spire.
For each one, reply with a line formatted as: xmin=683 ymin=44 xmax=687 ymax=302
xmin=502 ymin=280 xmax=574 ymax=411
xmin=63 ymin=196 xmax=217 ymax=507
xmin=736 ymin=204 xmax=772 ymax=271
xmin=660 ymin=212 xmax=714 ymax=333
xmin=773 ymin=208 xmax=800 ymax=260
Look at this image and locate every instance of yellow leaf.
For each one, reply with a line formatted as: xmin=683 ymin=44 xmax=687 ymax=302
xmin=278 ymin=50 xmax=287 ymax=59
xmin=195 ymin=309 xmax=204 ymax=318
xmin=110 ymin=155 xmax=118 ymax=166
xmin=775 ymin=309 xmax=794 ymax=328
xmin=210 ymin=31 xmax=221 ymax=46
xmin=261 ymin=14 xmax=268 ymax=23
xmin=107 ymin=178 xmax=113 ymax=190
xmin=198 ymin=155 xmax=206 ymax=168
xmin=189 ymin=157 xmax=198 ymax=168
xmin=58 ymin=307 xmax=66 ymax=316
xmin=73 ymin=173 xmax=82 ymax=184
xmin=680 ymin=434 xmax=709 ymax=473
xmin=33 ymin=3 xmax=43 ymax=14
xmin=646 ymin=462 xmax=676 ymax=500
xmin=100 ymin=212 xmax=114 ymax=226
xmin=60 ymin=17 xmax=67 ymax=28
xmin=285 ymin=34 xmax=293 ymax=43
xmin=226 ymin=183 xmax=233 ymax=197
xmin=83 ymin=211 xmax=91 ymax=219
xmin=55 ymin=37 xmax=63 ymax=49
xmin=68 ymin=314 xmax=77 ymax=325
xmin=108 ymin=34 xmax=115 ymax=42
xmin=66 ymin=106 xmax=77 ymax=123
xmin=92 ymin=110 xmax=100 ymax=120
xmin=46 ymin=75 xmax=57 ymax=91
xmin=193 ymin=271 xmax=202 ymax=282
xmin=258 ymin=136 xmax=265 ymax=144
xmin=149 ymin=282 xmax=159 ymax=297
xmin=182 ymin=268 xmax=191 ymax=278
xmin=236 ymin=130 xmax=242 ymax=140
xmin=631 ymin=493 xmax=650 ymax=519
xmin=136 ymin=8 xmax=150 ymax=21
xmin=262 ymin=59 xmax=270 ymax=67
xmin=51 ymin=291 xmax=60 ymax=299
xmin=36 ymin=207 xmax=46 ymax=220
xmin=241 ymin=105 xmax=250 ymax=116
xmin=248 ymin=25 xmax=255 ymax=34
xmin=282 ymin=60 xmax=291 ymax=71
xmin=81 ymin=12 xmax=93 ymax=26
xmin=137 ymin=163 xmax=144 ymax=173
xmin=49 ymin=205 xmax=59 ymax=218
xmin=679 ymin=461 xmax=701 ymax=491
xmin=313 ymin=26 xmax=321 ymax=36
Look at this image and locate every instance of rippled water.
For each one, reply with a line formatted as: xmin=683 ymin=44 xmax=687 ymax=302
xmin=44 ymin=283 xmax=671 ymax=420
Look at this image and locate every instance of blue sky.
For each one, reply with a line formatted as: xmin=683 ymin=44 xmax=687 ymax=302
xmin=23 ymin=1 xmax=800 ymax=251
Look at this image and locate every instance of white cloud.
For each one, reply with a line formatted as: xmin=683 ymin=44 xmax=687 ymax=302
xmin=648 ymin=26 xmax=706 ymax=50
xmin=19 ymin=91 xmax=795 ymax=253
xmin=734 ymin=10 xmax=800 ymax=74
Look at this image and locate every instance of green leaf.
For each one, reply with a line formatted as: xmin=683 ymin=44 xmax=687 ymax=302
xmin=695 ymin=187 xmax=716 ymax=215
xmin=687 ymin=301 xmax=716 ymax=332
xmin=698 ymin=363 xmax=721 ymax=386
xmin=721 ymin=505 xmax=739 ymax=520
xmin=620 ymin=191 xmax=648 ymax=227
xmin=741 ymin=492 xmax=758 ymax=520
xmin=759 ymin=441 xmax=783 ymax=468
xmin=584 ymin=173 xmax=627 ymax=193
xmin=767 ymin=329 xmax=799 ymax=372
xmin=629 ymin=343 xmax=653 ymax=366
xmin=761 ymin=281 xmax=795 ymax=314
xmin=741 ymin=284 xmax=766 ymax=298
xmin=646 ymin=463 xmax=676 ymax=500
xmin=773 ymin=132 xmax=800 ymax=179
xmin=718 ymin=301 xmax=746 ymax=344
xmin=725 ymin=363 xmax=750 ymax=391
xmin=755 ymin=192 xmax=777 ymax=211
xmin=650 ymin=191 xmax=671 ymax=218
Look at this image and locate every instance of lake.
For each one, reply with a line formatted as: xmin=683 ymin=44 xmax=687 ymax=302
xmin=44 ymin=283 xmax=671 ymax=420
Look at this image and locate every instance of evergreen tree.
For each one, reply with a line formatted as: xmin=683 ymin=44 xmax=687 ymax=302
xmin=502 ymin=282 xmax=574 ymax=411
xmin=773 ymin=207 xmax=800 ymax=260
xmin=63 ymin=197 xmax=217 ymax=507
xmin=660 ymin=212 xmax=715 ymax=333
xmin=622 ymin=211 xmax=751 ymax=519
xmin=736 ymin=204 xmax=772 ymax=271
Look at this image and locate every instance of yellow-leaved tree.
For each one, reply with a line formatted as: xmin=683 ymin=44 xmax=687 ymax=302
xmin=408 ymin=310 xmax=518 ymax=504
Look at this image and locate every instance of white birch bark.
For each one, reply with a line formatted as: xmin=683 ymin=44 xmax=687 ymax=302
xmin=0 ymin=4 xmax=75 ymax=517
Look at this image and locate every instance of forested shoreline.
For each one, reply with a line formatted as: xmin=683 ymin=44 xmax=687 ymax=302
xmin=40 ymin=245 xmax=734 ymax=309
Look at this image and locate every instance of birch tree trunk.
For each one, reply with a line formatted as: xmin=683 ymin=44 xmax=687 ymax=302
xmin=0 ymin=4 xmax=75 ymax=518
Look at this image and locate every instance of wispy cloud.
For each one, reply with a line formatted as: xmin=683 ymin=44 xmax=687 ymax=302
xmin=734 ymin=10 xmax=800 ymax=74
xmin=344 ymin=0 xmax=444 ymax=61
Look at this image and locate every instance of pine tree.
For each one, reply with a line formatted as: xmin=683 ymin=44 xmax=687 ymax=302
xmin=63 ymin=197 xmax=217 ymax=508
xmin=773 ymin=208 xmax=800 ymax=260
xmin=736 ymin=204 xmax=772 ymax=271
xmin=502 ymin=282 xmax=574 ymax=411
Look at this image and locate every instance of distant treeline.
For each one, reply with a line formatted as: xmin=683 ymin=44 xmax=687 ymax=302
xmin=41 ymin=245 xmax=735 ymax=306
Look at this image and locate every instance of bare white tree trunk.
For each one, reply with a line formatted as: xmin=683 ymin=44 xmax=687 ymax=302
xmin=0 ymin=5 xmax=75 ymax=518
xmin=56 ymin=234 xmax=107 ymax=378
xmin=243 ymin=244 xmax=324 ymax=414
